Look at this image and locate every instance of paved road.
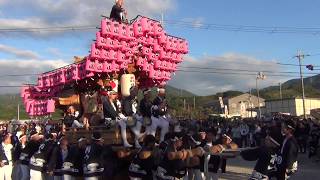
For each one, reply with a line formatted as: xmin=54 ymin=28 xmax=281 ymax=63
xmin=216 ymin=153 xmax=320 ymax=180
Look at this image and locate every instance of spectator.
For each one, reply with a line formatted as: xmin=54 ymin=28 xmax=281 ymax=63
xmin=239 ymin=122 xmax=249 ymax=147
xmin=0 ymin=132 xmax=14 ymax=180
xmin=231 ymin=124 xmax=241 ymax=147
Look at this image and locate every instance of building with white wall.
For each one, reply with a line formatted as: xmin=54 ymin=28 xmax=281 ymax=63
xmin=264 ymin=97 xmax=320 ymax=116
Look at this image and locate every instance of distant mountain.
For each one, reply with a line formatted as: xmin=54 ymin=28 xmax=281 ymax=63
xmin=1 ymin=74 xmax=320 ymax=120
xmin=259 ymin=74 xmax=320 ymax=99
xmin=165 ymin=85 xmax=195 ymax=97
xmin=0 ymin=94 xmax=29 ymax=120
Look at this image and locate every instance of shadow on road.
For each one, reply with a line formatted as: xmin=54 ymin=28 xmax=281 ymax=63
xmin=220 ymin=171 xmax=250 ymax=180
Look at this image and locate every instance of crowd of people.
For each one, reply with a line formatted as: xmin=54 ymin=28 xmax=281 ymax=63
xmin=1 ymin=83 xmax=319 ymax=180
xmin=1 ymin=0 xmax=317 ymax=180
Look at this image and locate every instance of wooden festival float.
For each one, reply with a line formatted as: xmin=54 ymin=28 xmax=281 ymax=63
xmin=20 ymin=15 xmax=189 ymax=145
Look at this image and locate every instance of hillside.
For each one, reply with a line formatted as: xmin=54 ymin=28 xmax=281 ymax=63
xmin=165 ymin=85 xmax=195 ymax=97
xmin=1 ymin=73 xmax=320 ymax=120
xmin=0 ymin=95 xmax=28 ymax=120
xmin=259 ymin=74 xmax=320 ymax=99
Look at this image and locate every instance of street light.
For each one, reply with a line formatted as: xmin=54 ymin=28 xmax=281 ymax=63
xmin=256 ymin=72 xmax=266 ymax=119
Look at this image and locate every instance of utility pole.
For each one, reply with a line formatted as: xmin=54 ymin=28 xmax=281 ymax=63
xmin=256 ymin=72 xmax=266 ymax=119
xmin=249 ymin=88 xmax=253 ymax=118
xmin=279 ymin=82 xmax=282 ymax=100
xmin=161 ymin=13 xmax=164 ymax=27
xmin=17 ymin=104 xmax=20 ymax=121
xmin=256 ymin=78 xmax=260 ymax=118
xmin=294 ymin=51 xmax=309 ymax=119
xmin=279 ymin=82 xmax=283 ymax=113
xmin=193 ymin=96 xmax=196 ymax=109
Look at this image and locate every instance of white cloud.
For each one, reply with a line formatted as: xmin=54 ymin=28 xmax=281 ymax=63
xmin=0 ymin=44 xmax=40 ymax=59
xmin=182 ymin=17 xmax=204 ymax=28
xmin=0 ymin=0 xmax=176 ymax=37
xmin=0 ymin=59 xmax=69 ymax=94
xmin=46 ymin=48 xmax=63 ymax=57
xmin=168 ymin=53 xmax=290 ymax=96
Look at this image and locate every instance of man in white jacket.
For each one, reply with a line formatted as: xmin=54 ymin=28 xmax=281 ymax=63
xmin=0 ymin=132 xmax=14 ymax=180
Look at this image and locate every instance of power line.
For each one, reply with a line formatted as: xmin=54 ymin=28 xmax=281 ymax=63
xmin=179 ymin=66 xmax=320 ymax=75
xmin=0 ymin=26 xmax=96 ymax=33
xmin=0 ymin=86 xmax=23 ymax=87
xmin=164 ymin=20 xmax=320 ymax=35
xmin=176 ymin=69 xmax=304 ymax=78
xmin=2 ymin=19 xmax=320 ymax=35
xmin=277 ymin=62 xmax=320 ymax=67
xmin=0 ymin=65 xmax=318 ymax=79
xmin=0 ymin=74 xmax=39 ymax=78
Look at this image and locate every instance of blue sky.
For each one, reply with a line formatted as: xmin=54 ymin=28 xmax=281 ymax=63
xmin=169 ymin=0 xmax=320 ymax=59
xmin=0 ymin=0 xmax=320 ymax=95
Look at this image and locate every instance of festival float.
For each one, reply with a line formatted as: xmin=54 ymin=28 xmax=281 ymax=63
xmin=20 ymin=15 xmax=189 ymax=145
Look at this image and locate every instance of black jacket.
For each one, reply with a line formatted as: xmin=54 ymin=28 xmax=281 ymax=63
xmin=19 ymin=140 xmax=41 ymax=165
xmin=276 ymin=136 xmax=298 ymax=180
xmin=122 ymin=96 xmax=137 ymax=116
xmin=153 ymin=96 xmax=165 ymax=106
xmin=63 ymin=145 xmax=86 ymax=177
xmin=63 ymin=115 xmax=75 ymax=128
xmin=13 ymin=142 xmax=23 ymax=163
xmin=49 ymin=145 xmax=69 ymax=176
xmin=110 ymin=4 xmax=125 ymax=22
xmin=29 ymin=139 xmax=57 ymax=172
xmin=129 ymin=147 xmax=155 ymax=180
xmin=152 ymin=96 xmax=167 ymax=117
xmin=103 ymin=99 xmax=119 ymax=120
xmin=139 ymin=98 xmax=152 ymax=118
xmin=157 ymin=145 xmax=186 ymax=179
xmin=83 ymin=143 xmax=104 ymax=177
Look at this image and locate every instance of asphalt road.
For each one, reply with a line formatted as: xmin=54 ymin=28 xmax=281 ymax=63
xmin=217 ymin=153 xmax=320 ymax=180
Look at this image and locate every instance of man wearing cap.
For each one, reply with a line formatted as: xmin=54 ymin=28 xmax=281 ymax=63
xmin=110 ymin=0 xmax=127 ymax=23
xmin=12 ymin=133 xmax=27 ymax=180
xmin=275 ymin=120 xmax=298 ymax=180
xmin=103 ymin=89 xmax=133 ymax=147
xmin=62 ymin=137 xmax=87 ymax=180
xmin=16 ymin=131 xmax=42 ymax=180
xmin=0 ymin=132 xmax=14 ymax=180
xmin=244 ymin=123 xmax=284 ymax=180
xmin=121 ymin=86 xmax=144 ymax=148
xmin=149 ymin=88 xmax=170 ymax=142
xmin=103 ymin=90 xmax=119 ymax=127
xmin=83 ymin=132 xmax=104 ymax=180
xmin=29 ymin=133 xmax=57 ymax=180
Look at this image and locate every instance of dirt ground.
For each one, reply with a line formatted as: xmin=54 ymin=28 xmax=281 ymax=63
xmin=216 ymin=153 xmax=319 ymax=180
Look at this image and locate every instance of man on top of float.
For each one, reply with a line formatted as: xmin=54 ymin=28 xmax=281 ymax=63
xmin=110 ymin=0 xmax=127 ymax=23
